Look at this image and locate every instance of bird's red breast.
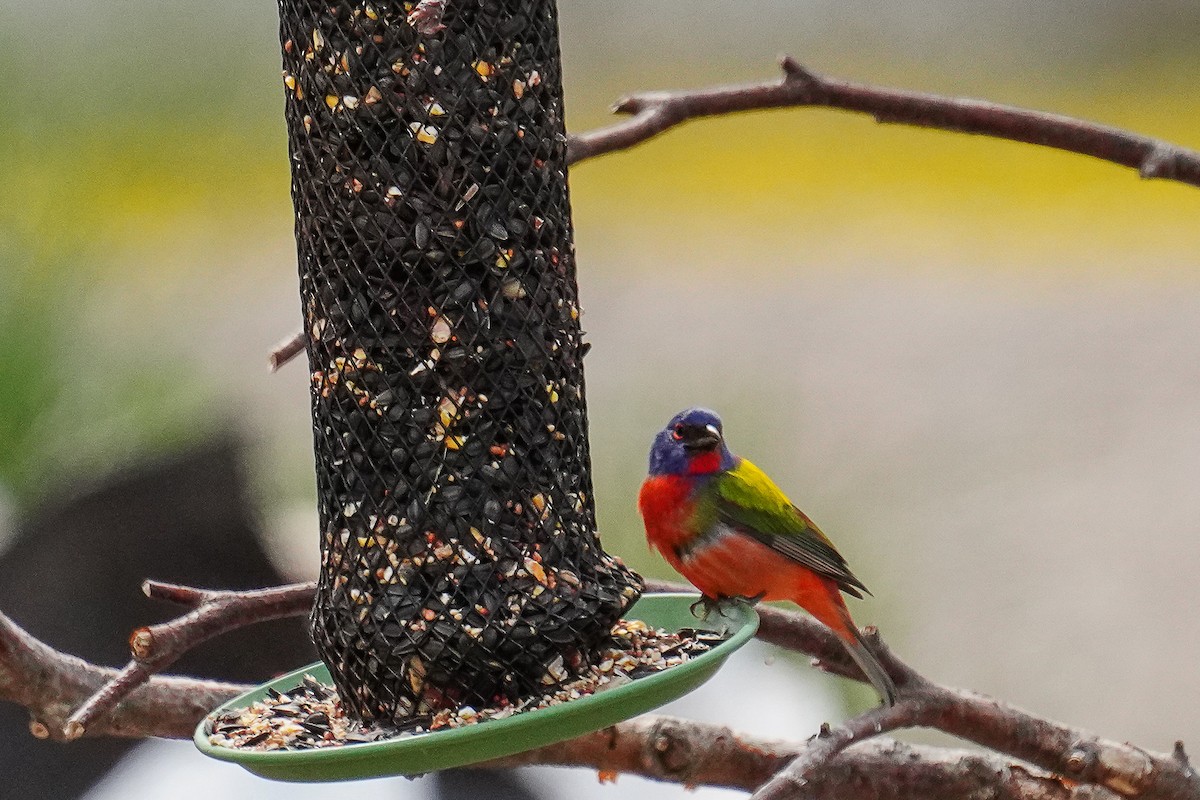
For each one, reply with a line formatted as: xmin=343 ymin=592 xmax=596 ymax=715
xmin=637 ymin=474 xmax=695 ymax=566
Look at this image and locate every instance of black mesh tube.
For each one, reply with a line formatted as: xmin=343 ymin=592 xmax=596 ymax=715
xmin=277 ymin=0 xmax=643 ymax=724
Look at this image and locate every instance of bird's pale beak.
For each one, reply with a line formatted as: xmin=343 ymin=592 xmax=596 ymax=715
xmin=689 ymin=424 xmax=722 ymax=450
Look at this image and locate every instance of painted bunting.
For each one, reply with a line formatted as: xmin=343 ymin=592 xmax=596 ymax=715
xmin=638 ymin=407 xmax=897 ymax=706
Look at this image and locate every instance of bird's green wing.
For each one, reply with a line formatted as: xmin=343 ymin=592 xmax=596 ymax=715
xmin=708 ymin=458 xmax=869 ymax=598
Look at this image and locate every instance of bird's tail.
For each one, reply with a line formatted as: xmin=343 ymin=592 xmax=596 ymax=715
xmin=839 ymin=625 xmax=898 ymax=707
xmin=788 ymin=571 xmax=899 ymax=706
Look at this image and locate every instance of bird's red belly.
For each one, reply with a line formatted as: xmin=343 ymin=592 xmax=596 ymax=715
xmin=673 ymin=532 xmax=801 ymax=602
xmin=672 ymin=534 xmax=850 ymax=634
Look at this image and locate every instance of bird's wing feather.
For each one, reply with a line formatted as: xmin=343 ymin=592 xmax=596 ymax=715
xmin=707 ymin=459 xmax=869 ymax=598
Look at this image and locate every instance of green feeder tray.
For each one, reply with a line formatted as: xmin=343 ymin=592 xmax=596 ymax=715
xmin=194 ymin=593 xmax=758 ymax=782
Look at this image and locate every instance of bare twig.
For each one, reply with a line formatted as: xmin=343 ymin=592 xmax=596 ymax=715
xmin=268 ymin=330 xmax=306 ymax=372
xmin=62 ymin=581 xmax=314 ymax=739
xmin=751 ymin=687 xmax=944 ymax=800
xmin=0 ymin=611 xmax=249 ymax=740
xmin=568 ymin=56 xmax=1200 ymax=186
xmin=267 ymin=57 xmax=1200 ymax=372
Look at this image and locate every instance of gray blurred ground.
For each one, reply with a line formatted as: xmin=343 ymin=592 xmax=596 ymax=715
xmin=152 ymin=264 xmax=1200 ymax=751
xmin=585 ymin=270 xmax=1200 ymax=749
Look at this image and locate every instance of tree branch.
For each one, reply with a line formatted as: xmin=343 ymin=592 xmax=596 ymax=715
xmin=0 ymin=610 xmax=248 ymax=740
xmin=492 ymin=716 xmax=1116 ymax=800
xmin=0 ymin=608 xmax=1116 ymax=799
xmin=3 ymin=577 xmax=1195 ymax=798
xmin=568 ymin=55 xmax=1200 ymax=186
xmin=62 ymin=580 xmax=314 ymax=739
xmin=644 ymin=579 xmax=1200 ymax=800
xmin=268 ymin=57 xmax=1200 ymax=372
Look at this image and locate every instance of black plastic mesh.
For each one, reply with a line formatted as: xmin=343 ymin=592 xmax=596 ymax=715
xmin=277 ymin=0 xmax=643 ymax=725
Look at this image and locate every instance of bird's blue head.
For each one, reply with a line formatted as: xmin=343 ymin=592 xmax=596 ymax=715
xmin=647 ymin=407 xmax=737 ymax=477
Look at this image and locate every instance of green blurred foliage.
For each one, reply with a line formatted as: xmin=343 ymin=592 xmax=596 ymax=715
xmin=0 ymin=247 xmax=215 ymax=505
xmin=0 ymin=265 xmax=67 ymax=502
xmin=0 ymin=4 xmax=279 ymax=505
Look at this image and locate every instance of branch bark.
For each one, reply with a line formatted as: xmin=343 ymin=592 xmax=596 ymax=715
xmin=0 ymin=609 xmax=1118 ymax=799
xmin=492 ymin=716 xmax=1117 ymax=800
xmin=62 ymin=580 xmax=314 ymax=739
xmin=647 ymin=579 xmax=1200 ymax=800
xmin=568 ymin=56 xmax=1200 ymax=186
xmin=0 ymin=611 xmax=247 ymax=740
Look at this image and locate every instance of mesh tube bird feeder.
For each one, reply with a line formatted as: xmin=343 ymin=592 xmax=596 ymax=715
xmin=277 ymin=0 xmax=643 ymax=725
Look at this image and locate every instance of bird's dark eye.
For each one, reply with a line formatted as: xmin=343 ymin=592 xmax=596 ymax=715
xmin=671 ymin=424 xmax=685 ymax=441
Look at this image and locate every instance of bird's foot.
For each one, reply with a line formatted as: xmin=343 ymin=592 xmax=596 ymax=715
xmin=689 ymin=594 xmax=725 ymax=620
xmin=688 ymin=593 xmax=764 ymax=618
xmin=729 ymin=591 xmax=767 ymax=606
xmin=688 ymin=593 xmax=763 ymax=635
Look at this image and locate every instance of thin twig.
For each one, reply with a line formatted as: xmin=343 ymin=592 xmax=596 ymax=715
xmin=268 ymin=330 xmax=307 ymax=372
xmin=62 ymin=581 xmax=314 ymax=739
xmin=267 ymin=57 xmax=1200 ymax=372
xmin=568 ymin=55 xmax=1200 ymax=186
xmin=751 ymin=688 xmax=942 ymax=800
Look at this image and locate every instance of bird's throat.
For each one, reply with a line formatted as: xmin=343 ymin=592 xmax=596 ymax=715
xmin=686 ymin=451 xmax=722 ymax=475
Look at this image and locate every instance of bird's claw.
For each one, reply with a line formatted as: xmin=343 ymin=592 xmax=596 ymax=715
xmin=733 ymin=591 xmax=767 ymax=606
xmin=691 ymin=594 xmax=715 ymax=618
xmin=688 ymin=592 xmax=765 ymax=629
xmin=689 ymin=595 xmax=724 ymax=620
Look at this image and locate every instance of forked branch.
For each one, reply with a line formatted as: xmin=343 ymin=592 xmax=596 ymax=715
xmin=0 ymin=603 xmax=1111 ymax=798
xmin=61 ymin=580 xmax=314 ymax=739
xmin=2 ymin=577 xmax=1190 ymax=798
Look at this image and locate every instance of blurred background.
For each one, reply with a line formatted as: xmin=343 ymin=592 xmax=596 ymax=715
xmin=2 ymin=0 xmax=1199 ymax=797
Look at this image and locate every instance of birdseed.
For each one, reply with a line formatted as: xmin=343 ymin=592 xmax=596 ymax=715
xmin=207 ymin=621 xmax=724 ymax=751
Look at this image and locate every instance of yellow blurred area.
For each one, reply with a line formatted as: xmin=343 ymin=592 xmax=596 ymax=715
xmin=5 ymin=122 xmax=288 ymax=265
xmin=8 ymin=65 xmax=1197 ymax=282
xmin=572 ymin=57 xmax=1200 ymax=280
